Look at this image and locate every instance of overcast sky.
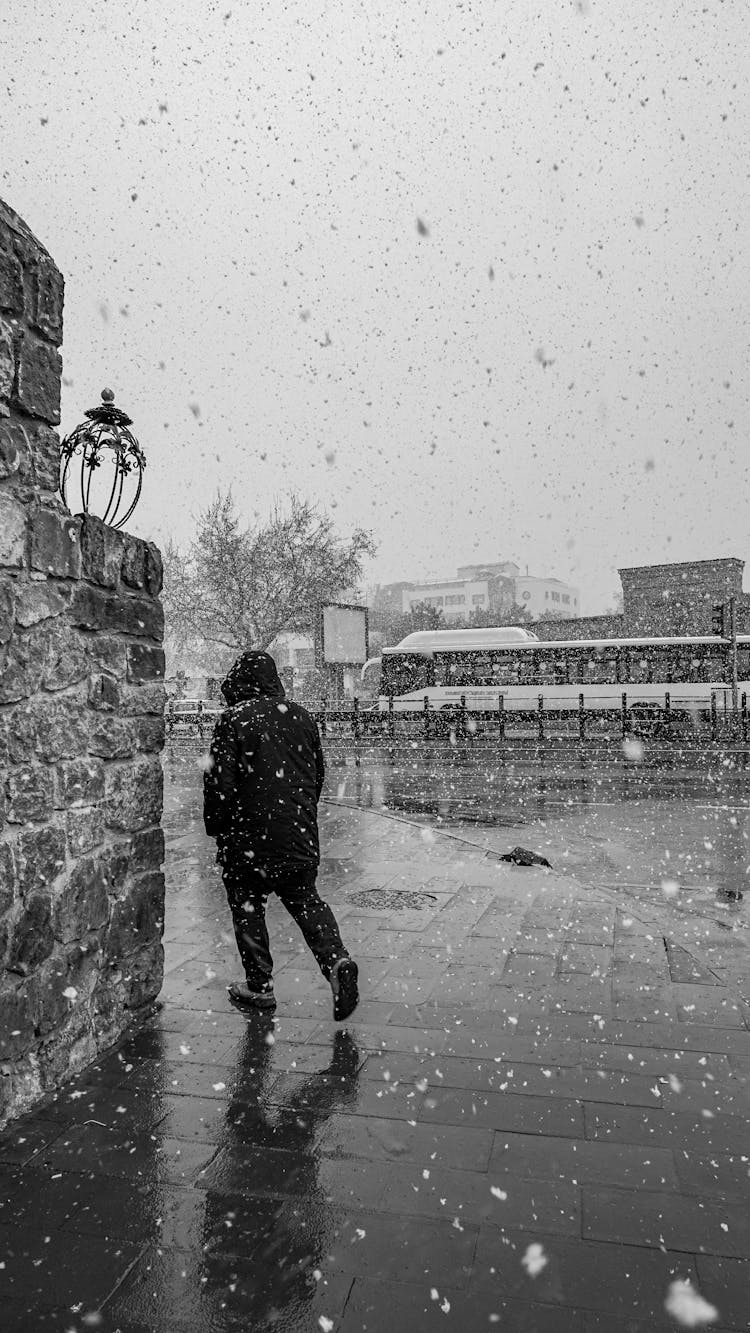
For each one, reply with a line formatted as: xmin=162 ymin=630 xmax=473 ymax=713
xmin=3 ymin=0 xmax=748 ymax=613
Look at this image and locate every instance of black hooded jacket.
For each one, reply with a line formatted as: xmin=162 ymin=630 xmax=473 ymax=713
xmin=203 ymin=651 xmax=325 ymax=866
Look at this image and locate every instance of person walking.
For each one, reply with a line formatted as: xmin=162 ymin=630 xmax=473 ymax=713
xmin=203 ymin=650 xmax=359 ymax=1021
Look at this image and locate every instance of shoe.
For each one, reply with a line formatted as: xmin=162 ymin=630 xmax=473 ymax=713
xmin=228 ymin=981 xmax=277 ymax=1011
xmin=330 ymin=957 xmax=359 ymax=1022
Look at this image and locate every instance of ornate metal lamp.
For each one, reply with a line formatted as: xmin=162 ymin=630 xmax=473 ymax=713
xmin=59 ymin=388 xmax=145 ymax=529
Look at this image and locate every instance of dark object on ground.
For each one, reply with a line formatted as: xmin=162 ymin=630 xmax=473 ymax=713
xmin=331 ymin=957 xmax=360 ymax=1021
xmin=227 ymin=981 xmax=277 ymax=1011
xmin=499 ymin=846 xmax=552 ymax=868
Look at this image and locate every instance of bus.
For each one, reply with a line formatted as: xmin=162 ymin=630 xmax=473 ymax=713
xmin=361 ymin=627 xmax=750 ymax=717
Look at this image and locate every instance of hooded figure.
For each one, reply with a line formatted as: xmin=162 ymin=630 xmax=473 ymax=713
xmin=203 ymin=650 xmax=359 ymax=1020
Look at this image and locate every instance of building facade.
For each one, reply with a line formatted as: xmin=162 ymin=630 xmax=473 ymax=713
xmin=401 ymin=575 xmax=515 ymax=621
xmin=514 ymin=575 xmax=580 ymax=620
xmin=533 ymin=558 xmax=749 ymax=642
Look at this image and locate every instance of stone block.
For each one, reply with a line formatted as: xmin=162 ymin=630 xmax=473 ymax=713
xmin=128 ymin=826 xmax=165 ymax=874
xmin=0 ymin=317 xmax=15 ymax=415
xmin=80 ymin=515 xmax=123 ymax=588
xmin=27 ymin=422 xmax=59 ymax=491
xmin=0 ymin=418 xmax=30 ymax=481
xmin=14 ymin=333 xmax=61 ymax=424
xmin=29 ymin=505 xmax=81 ymax=578
xmin=65 ymin=806 xmax=104 ymax=857
xmin=120 ymin=536 xmax=162 ymax=597
xmin=120 ymin=534 xmax=145 ymax=588
xmin=104 ymin=755 xmax=162 ymax=831
xmin=0 ymin=582 xmax=13 ymax=644
xmin=122 ymin=940 xmax=164 ymax=1009
xmin=34 ymin=950 xmax=93 ymax=1039
xmin=0 ymin=839 xmax=15 ymax=913
xmin=42 ymin=621 xmax=88 ymax=691
xmin=14 ymin=824 xmax=66 ymax=895
xmin=6 ymin=696 xmax=89 ymax=764
xmin=99 ymin=843 xmax=131 ymax=894
xmin=52 ymin=854 xmax=108 ymax=944
xmin=127 ymin=643 xmax=165 ymax=684
xmin=88 ymin=671 xmax=120 ymax=711
xmin=7 ymin=892 xmax=54 ymax=974
xmin=132 ymin=715 xmax=166 ymax=754
xmin=5 ymin=764 xmax=54 ymax=823
xmin=86 ymin=635 xmax=126 ymax=677
xmin=120 ymin=682 xmax=164 ymax=716
xmin=0 ymin=246 xmax=24 ymax=314
xmin=56 ymin=757 xmax=104 ymax=808
xmin=0 ymin=625 xmax=46 ymax=703
xmin=69 ymin=584 xmax=164 ymax=638
xmin=0 ymin=980 xmax=39 ymax=1059
xmin=15 ymin=582 xmax=68 ymax=628
xmin=87 ymin=715 xmax=134 ymax=760
xmin=0 ymin=492 xmax=26 ymax=566
xmin=145 ymin=543 xmax=163 ymax=596
xmin=105 ymin=871 xmax=165 ymax=961
xmin=29 ymin=255 xmax=64 ymax=344
xmin=0 ymin=419 xmax=58 ymax=491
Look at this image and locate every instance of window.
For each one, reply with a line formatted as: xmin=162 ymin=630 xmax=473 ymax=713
xmin=445 ymin=595 xmax=465 ymax=606
xmin=551 ymin=592 xmax=560 ymax=603
xmin=472 ymin=594 xmax=485 ymax=605
xmin=562 ymin=595 xmax=570 ymax=605
xmin=545 ymin=591 xmax=549 ymax=599
xmin=382 ymin=653 xmax=434 ymax=695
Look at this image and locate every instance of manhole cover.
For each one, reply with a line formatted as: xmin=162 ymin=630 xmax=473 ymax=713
xmin=349 ymin=889 xmax=438 ymax=910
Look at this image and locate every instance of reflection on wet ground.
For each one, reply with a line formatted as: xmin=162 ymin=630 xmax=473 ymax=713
xmin=0 ymin=749 xmax=747 ymax=1329
xmin=323 ymin=745 xmax=750 ymax=914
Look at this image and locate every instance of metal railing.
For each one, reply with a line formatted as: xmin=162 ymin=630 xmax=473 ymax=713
xmin=167 ymin=691 xmax=749 ymax=746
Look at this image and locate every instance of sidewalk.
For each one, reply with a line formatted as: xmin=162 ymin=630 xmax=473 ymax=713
xmin=1 ymin=798 xmax=749 ymax=1331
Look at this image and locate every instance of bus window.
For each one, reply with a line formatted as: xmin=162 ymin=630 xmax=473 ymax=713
xmin=381 ymin=653 xmax=434 ymax=696
xmin=626 ymin=651 xmax=652 ymax=685
xmin=737 ymin=647 xmax=750 ymax=679
xmin=491 ymin=653 xmax=521 ymax=686
xmin=581 ymin=647 xmax=618 ymax=685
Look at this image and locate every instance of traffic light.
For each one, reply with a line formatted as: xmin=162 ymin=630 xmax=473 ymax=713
xmin=712 ymin=604 xmax=725 ymax=636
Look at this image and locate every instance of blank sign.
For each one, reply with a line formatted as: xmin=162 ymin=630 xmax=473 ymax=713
xmin=322 ymin=605 xmax=368 ymax=664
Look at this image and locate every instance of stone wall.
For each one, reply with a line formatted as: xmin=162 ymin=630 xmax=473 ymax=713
xmin=0 ymin=200 xmax=165 ymax=1128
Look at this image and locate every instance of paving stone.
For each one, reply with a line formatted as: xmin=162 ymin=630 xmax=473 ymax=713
xmin=584 ymin=1101 xmax=750 ymax=1154
xmin=342 ymin=1278 xmax=588 ymax=1333
xmin=315 ymin=1112 xmax=495 ymax=1171
xmin=104 ymin=1243 xmax=354 ymax=1333
xmin=695 ymin=1254 xmax=750 ymax=1331
xmin=0 ymin=1224 xmax=140 ymax=1320
xmin=672 ymin=1148 xmax=750 ymax=1201
xmin=379 ymin=1159 xmax=581 ymax=1234
xmin=489 ymin=1131 xmax=677 ymax=1190
xmin=582 ymin=1184 xmax=750 ymax=1256
xmin=418 ymin=1087 xmax=584 ymax=1137
xmin=471 ymin=1227 xmax=699 ymax=1321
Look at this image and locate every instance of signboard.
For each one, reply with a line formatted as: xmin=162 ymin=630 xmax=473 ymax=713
xmin=321 ymin=603 xmax=368 ymax=665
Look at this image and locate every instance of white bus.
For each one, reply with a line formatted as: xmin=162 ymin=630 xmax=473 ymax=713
xmin=361 ymin=627 xmax=750 ymax=716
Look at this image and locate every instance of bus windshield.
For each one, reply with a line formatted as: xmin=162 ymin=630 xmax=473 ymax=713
xmin=381 ymin=652 xmax=435 ymax=696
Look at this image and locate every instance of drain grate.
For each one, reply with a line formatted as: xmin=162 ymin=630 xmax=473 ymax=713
xmin=350 ymin=888 xmax=438 ymax=910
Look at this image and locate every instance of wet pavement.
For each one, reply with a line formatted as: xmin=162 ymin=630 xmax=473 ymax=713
xmin=1 ymin=751 xmax=749 ymax=1331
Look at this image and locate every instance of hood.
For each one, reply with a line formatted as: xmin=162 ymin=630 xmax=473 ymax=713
xmin=221 ymin=651 xmax=286 ymax=705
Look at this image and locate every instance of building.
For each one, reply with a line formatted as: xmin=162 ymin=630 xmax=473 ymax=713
xmin=401 ymin=575 xmax=515 ymax=622
xmin=532 ymin=558 xmax=749 ymax=642
xmin=514 ymin=574 xmax=580 ymax=620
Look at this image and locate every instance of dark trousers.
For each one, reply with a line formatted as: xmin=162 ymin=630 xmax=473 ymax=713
xmin=221 ymin=856 xmax=348 ymax=992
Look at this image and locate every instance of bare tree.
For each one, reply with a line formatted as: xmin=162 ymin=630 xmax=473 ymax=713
xmin=163 ymin=491 xmax=376 ymax=654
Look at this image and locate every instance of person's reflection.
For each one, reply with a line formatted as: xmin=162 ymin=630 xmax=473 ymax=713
xmin=201 ymin=1019 xmax=362 ymax=1325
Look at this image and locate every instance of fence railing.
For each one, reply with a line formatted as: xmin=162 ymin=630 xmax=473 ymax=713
xmin=167 ymin=691 xmax=750 ymax=745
